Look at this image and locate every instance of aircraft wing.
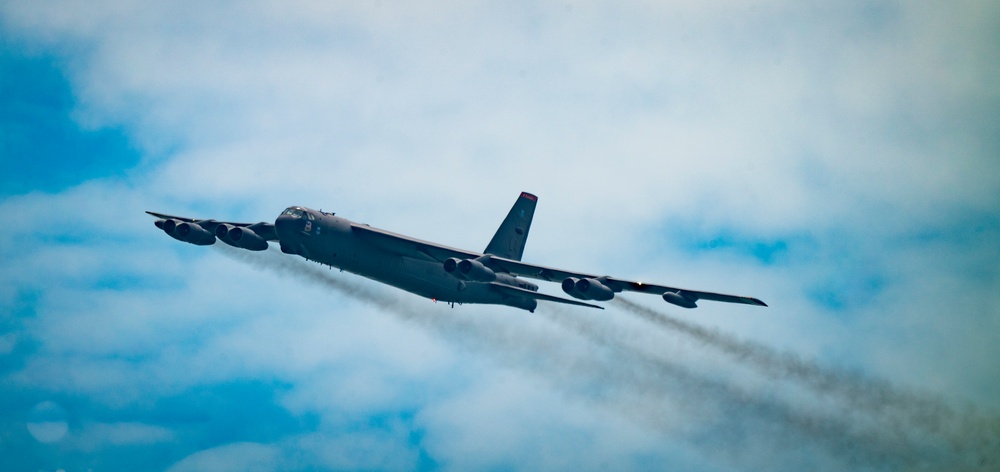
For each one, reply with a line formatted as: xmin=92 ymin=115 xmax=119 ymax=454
xmin=488 ymin=282 xmax=604 ymax=310
xmin=486 ymin=256 xmax=598 ymax=282
xmin=347 ymin=221 xmax=765 ymax=308
xmin=488 ymin=256 xmax=767 ymax=308
xmin=350 ymin=223 xmax=481 ymax=262
xmin=145 ymin=211 xmax=278 ymax=242
xmin=597 ymin=277 xmax=766 ymax=306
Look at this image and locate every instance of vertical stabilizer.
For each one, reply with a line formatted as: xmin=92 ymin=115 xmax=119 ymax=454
xmin=484 ymin=192 xmax=537 ymax=261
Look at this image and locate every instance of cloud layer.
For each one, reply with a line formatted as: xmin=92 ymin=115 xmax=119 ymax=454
xmin=2 ymin=1 xmax=998 ymax=470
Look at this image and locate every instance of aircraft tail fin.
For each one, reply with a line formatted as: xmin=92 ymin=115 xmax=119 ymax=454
xmin=484 ymin=192 xmax=537 ymax=261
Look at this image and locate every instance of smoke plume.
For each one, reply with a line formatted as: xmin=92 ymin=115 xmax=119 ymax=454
xmin=217 ymin=245 xmax=999 ymax=470
xmin=613 ymin=298 xmax=1000 ymax=469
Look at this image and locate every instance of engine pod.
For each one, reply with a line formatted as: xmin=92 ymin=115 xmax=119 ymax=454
xmin=228 ymin=226 xmax=269 ymax=251
xmin=575 ymin=278 xmax=614 ymax=301
xmin=457 ymin=259 xmax=497 ymax=282
xmin=174 ymin=221 xmax=215 ymax=246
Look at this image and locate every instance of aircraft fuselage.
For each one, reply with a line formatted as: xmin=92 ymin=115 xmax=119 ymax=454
xmin=273 ymin=208 xmax=540 ymax=311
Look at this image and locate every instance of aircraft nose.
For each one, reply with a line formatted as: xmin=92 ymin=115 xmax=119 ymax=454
xmin=274 ymin=214 xmax=297 ymax=238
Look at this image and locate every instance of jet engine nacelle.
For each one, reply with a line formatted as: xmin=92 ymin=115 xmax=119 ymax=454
xmin=443 ymin=257 xmax=461 ymax=274
xmin=175 ymin=221 xmax=216 ymax=245
xmin=215 ymin=224 xmax=235 ymax=241
xmin=156 ymin=219 xmax=186 ymax=242
xmin=444 ymin=258 xmax=497 ymax=282
xmin=663 ymin=291 xmax=698 ymax=309
xmin=216 ymin=224 xmax=268 ymax=251
xmin=562 ymin=277 xmax=586 ymax=299
xmin=229 ymin=226 xmax=269 ymax=251
xmin=575 ymin=278 xmax=615 ymax=301
xmin=158 ymin=219 xmax=215 ymax=245
xmin=563 ymin=277 xmax=614 ymax=301
xmin=457 ymin=258 xmax=497 ymax=282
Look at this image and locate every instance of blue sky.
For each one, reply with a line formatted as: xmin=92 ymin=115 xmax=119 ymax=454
xmin=0 ymin=45 xmax=139 ymax=196
xmin=1 ymin=1 xmax=999 ymax=471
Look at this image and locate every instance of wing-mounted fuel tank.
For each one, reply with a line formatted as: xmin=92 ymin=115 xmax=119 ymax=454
xmin=156 ymin=219 xmax=216 ymax=246
xmin=662 ymin=291 xmax=698 ymax=308
xmin=561 ymin=277 xmax=615 ymax=301
xmin=443 ymin=257 xmax=497 ymax=282
xmin=216 ymin=224 xmax=269 ymax=251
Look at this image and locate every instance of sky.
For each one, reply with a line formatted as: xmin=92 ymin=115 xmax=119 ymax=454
xmin=1 ymin=1 xmax=998 ymax=470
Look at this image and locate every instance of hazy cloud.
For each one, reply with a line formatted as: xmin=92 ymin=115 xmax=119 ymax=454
xmin=2 ymin=1 xmax=998 ymax=470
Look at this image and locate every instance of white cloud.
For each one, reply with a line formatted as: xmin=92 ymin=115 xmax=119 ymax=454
xmin=2 ymin=1 xmax=998 ymax=470
xmin=70 ymin=422 xmax=175 ymax=452
xmin=166 ymin=441 xmax=280 ymax=472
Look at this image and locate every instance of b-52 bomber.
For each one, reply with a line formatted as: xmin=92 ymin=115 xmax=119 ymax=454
xmin=147 ymin=192 xmax=767 ymax=312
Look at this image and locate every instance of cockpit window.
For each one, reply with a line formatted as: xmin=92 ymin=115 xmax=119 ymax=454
xmin=282 ymin=207 xmax=309 ymax=218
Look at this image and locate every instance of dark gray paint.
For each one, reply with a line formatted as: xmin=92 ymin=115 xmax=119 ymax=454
xmin=148 ymin=192 xmax=767 ymax=312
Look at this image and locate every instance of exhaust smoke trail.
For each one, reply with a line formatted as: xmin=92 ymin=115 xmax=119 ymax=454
xmin=225 ymin=246 xmax=892 ymax=467
xmin=216 ymin=246 xmax=998 ymax=470
xmin=535 ymin=306 xmax=921 ymax=470
xmin=615 ymin=298 xmax=951 ymax=424
xmin=613 ymin=298 xmax=1000 ymax=469
xmin=214 ymin=245 xmax=589 ymax=363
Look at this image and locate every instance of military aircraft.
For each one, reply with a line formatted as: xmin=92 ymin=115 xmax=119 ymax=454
xmin=147 ymin=192 xmax=766 ymax=312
